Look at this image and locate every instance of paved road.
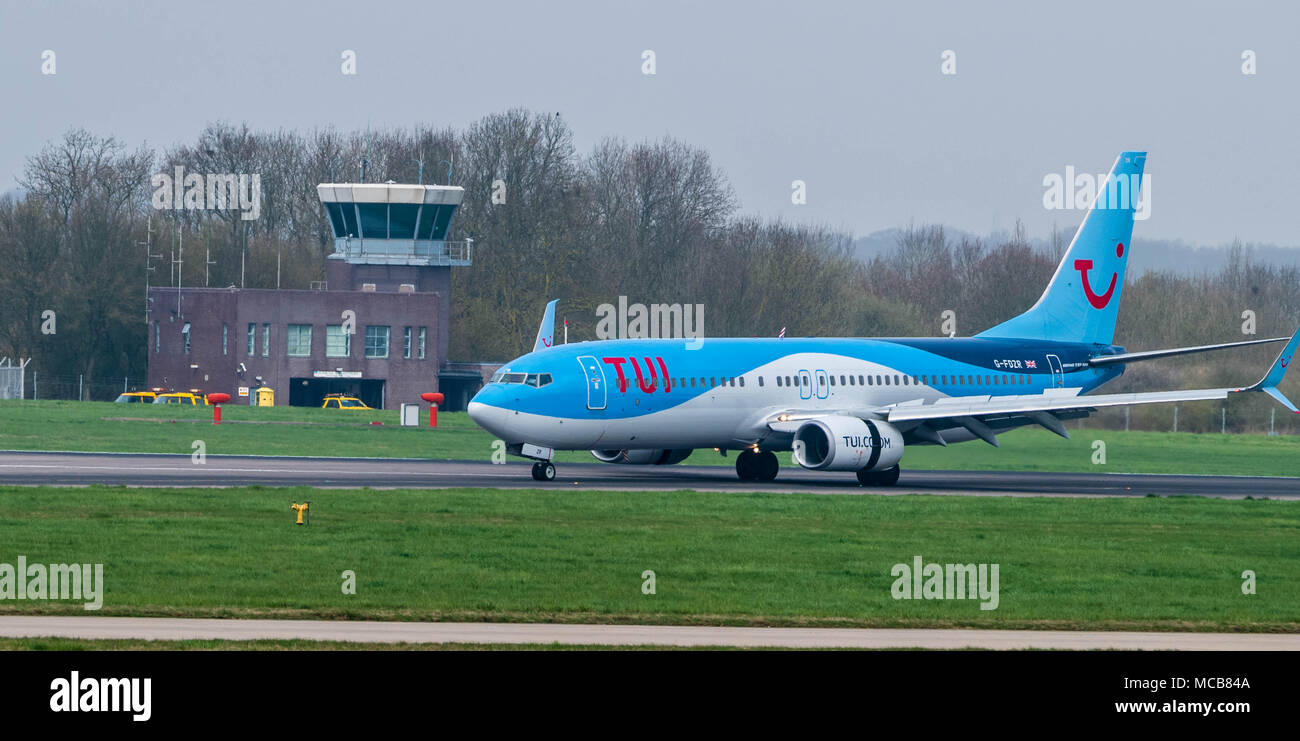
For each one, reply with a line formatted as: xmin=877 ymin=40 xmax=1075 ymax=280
xmin=1 ymin=616 xmax=1296 ymax=649
xmin=0 ymin=450 xmax=1296 ymax=498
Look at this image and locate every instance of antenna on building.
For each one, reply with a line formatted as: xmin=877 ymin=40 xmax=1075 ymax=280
xmin=360 ymin=124 xmax=370 ymax=183
xmin=141 ymin=215 xmax=161 ymax=323
xmin=173 ymin=224 xmax=184 ymax=318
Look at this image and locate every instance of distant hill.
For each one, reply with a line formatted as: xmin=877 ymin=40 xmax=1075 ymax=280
xmin=852 ymin=226 xmax=1300 ymax=275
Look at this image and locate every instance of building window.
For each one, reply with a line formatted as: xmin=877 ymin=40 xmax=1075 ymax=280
xmin=247 ymin=323 xmax=255 ymax=355
xmin=222 ymin=324 xmax=228 ymax=356
xmin=155 ymin=322 xmax=160 ymax=353
xmin=403 ymin=327 xmax=412 ymax=359
xmin=287 ymin=324 xmax=313 ymax=357
xmin=182 ymin=322 xmax=191 ymax=354
xmin=326 ymin=325 xmax=351 ymax=358
xmin=418 ymin=327 xmax=426 ymax=359
xmin=262 ymin=323 xmax=270 ymax=357
xmin=365 ymin=326 xmax=390 ymax=358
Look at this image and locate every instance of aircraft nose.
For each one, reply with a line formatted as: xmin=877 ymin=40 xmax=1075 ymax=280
xmin=467 ymin=400 xmax=488 ymax=425
xmin=467 ymin=394 xmax=508 ymax=438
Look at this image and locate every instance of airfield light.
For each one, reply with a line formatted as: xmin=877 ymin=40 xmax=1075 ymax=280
xmin=421 ymin=392 xmax=445 ymax=427
xmin=207 ymin=392 xmax=232 ymax=423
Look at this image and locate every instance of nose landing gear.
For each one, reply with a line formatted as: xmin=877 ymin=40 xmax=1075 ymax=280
xmin=735 ymin=449 xmax=779 ymax=482
xmin=531 ymin=461 xmax=556 ymax=482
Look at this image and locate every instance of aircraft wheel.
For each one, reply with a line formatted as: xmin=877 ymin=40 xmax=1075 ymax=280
xmin=756 ymin=451 xmax=779 ymax=482
xmin=857 ymin=466 xmax=900 ymax=487
xmin=735 ymin=450 xmax=759 ymax=481
xmin=531 ymin=461 xmax=556 ymax=482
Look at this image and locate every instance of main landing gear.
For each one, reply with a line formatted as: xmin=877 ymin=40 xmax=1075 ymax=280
xmin=856 ymin=466 xmax=900 ymax=487
xmin=531 ymin=461 xmax=556 ymax=482
xmin=735 ymin=449 xmax=779 ymax=482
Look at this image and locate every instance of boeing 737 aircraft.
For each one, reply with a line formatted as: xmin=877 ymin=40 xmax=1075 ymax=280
xmin=469 ymin=152 xmax=1299 ymax=483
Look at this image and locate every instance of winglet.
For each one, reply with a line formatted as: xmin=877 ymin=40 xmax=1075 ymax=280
xmin=1239 ymin=325 xmax=1299 ymax=412
xmin=533 ymin=300 xmax=558 ymax=352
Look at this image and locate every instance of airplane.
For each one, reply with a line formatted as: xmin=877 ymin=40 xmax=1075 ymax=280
xmin=468 ymin=151 xmax=1299 ymax=483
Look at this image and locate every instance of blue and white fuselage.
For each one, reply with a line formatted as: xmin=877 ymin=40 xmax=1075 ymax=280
xmin=469 ymin=337 xmax=1123 ymax=451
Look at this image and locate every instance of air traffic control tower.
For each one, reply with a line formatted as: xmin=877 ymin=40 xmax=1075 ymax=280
xmin=319 ymin=182 xmax=471 ymax=291
xmin=149 ymin=181 xmax=490 ymax=411
xmin=318 ymin=182 xmax=472 ymax=370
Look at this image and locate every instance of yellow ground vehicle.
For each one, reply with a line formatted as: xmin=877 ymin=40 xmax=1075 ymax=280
xmin=321 ymin=393 xmax=371 ymax=410
xmin=153 ymin=391 xmax=208 ymax=405
xmin=114 ymin=391 xmax=157 ymax=403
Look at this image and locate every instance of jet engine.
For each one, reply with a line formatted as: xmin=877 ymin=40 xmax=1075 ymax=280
xmin=792 ymin=416 xmax=903 ymax=472
xmin=591 ymin=449 xmax=693 ymax=465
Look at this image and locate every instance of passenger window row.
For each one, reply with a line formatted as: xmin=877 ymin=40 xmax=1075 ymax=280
xmin=490 ymin=369 xmax=1034 ymax=392
xmin=674 ymin=372 xmax=1035 ymax=390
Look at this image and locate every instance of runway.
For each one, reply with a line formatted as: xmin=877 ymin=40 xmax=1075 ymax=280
xmin=1 ymin=450 xmax=1296 ymax=497
xmin=0 ymin=616 xmax=1295 ymax=649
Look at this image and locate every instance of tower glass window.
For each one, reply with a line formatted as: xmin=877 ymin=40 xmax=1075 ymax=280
xmin=357 ymin=203 xmax=389 ymax=239
xmin=389 ymin=205 xmax=420 ymax=239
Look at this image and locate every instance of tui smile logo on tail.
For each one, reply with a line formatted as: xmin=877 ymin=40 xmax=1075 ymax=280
xmin=1074 ymin=243 xmax=1124 ymax=309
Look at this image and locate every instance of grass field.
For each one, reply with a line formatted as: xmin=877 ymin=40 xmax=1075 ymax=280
xmin=0 ymin=485 xmax=1295 ymax=632
xmin=1 ymin=399 xmax=1297 ymax=476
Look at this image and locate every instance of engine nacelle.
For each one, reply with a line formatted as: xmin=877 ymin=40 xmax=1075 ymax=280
xmin=591 ymin=449 xmax=693 ymax=465
xmin=792 ymin=416 xmax=903 ymax=472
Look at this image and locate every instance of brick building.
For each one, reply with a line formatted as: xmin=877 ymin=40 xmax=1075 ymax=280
xmin=147 ymin=182 xmax=495 ymax=410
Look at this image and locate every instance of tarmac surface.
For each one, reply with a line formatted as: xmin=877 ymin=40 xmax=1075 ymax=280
xmin=0 ymin=616 xmax=1296 ymax=649
xmin=1 ymin=450 xmax=1297 ymax=498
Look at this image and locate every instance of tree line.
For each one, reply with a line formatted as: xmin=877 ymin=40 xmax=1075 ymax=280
xmin=1 ymin=110 xmax=1296 ymax=432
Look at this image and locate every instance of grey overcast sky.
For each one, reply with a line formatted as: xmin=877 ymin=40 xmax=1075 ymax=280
xmin=2 ymin=0 xmax=1297 ymax=246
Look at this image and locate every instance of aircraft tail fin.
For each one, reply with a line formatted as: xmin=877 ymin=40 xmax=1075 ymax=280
xmin=1236 ymin=325 xmax=1300 ymax=413
xmin=533 ymin=300 xmax=558 ymax=352
xmin=977 ymin=151 xmax=1147 ymax=345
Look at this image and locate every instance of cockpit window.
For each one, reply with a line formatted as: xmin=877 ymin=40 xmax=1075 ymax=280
xmin=495 ymin=371 xmax=553 ymax=387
